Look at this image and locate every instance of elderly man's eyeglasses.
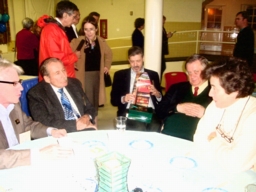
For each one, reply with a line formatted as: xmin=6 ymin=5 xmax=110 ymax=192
xmin=0 ymin=79 xmax=23 ymax=86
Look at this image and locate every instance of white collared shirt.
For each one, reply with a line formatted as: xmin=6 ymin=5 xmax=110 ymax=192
xmin=191 ymin=80 xmax=208 ymax=95
xmin=55 ymin=17 xmax=63 ymax=26
xmin=0 ymin=104 xmax=19 ymax=147
xmin=51 ymin=85 xmax=81 ymax=119
xmin=71 ymin=24 xmax=78 ymax=38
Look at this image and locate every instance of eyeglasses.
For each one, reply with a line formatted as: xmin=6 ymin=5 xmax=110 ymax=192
xmin=0 ymin=79 xmax=23 ymax=86
xmin=216 ymin=124 xmax=234 ymax=143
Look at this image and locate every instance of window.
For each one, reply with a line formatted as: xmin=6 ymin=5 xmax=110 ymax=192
xmin=241 ymin=4 xmax=256 ymax=30
xmin=206 ymin=7 xmax=222 ymax=29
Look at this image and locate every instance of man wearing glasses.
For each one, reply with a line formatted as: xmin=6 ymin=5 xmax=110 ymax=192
xmin=0 ymin=58 xmax=70 ymax=169
xmin=194 ymin=57 xmax=256 ymax=174
xmin=39 ymin=1 xmax=80 ymax=81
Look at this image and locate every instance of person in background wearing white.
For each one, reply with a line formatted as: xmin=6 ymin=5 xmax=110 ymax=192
xmin=194 ymin=57 xmax=256 ymax=174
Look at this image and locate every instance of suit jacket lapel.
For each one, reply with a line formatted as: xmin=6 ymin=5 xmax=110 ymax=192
xmin=44 ymin=83 xmax=65 ymax=117
xmin=0 ymin=122 xmax=9 ymax=149
xmin=65 ymin=81 xmax=84 ymax=115
xmin=126 ymin=69 xmax=131 ymax=93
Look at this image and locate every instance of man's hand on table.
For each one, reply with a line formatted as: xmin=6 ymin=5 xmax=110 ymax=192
xmin=177 ymin=102 xmax=205 ymax=118
xmin=76 ymin=115 xmax=97 ymax=131
xmin=51 ymin=129 xmax=67 ymax=138
xmin=39 ymin=144 xmax=74 ymax=161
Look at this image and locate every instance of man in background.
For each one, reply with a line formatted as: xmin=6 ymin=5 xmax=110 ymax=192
xmin=111 ymin=46 xmax=162 ymax=132
xmin=28 ymin=58 xmax=97 ymax=133
xmin=39 ymin=1 xmax=80 ymax=81
xmin=233 ymin=11 xmax=254 ymax=68
xmin=0 ymin=58 xmax=69 ymax=169
xmin=132 ymin=18 xmax=145 ymax=50
xmin=88 ymin=12 xmax=100 ymax=23
xmin=161 ymin=15 xmax=174 ymax=80
xmin=65 ymin=9 xmax=80 ymax=42
xmin=156 ymin=54 xmax=212 ymax=141
xmin=15 ymin=17 xmax=39 ymax=76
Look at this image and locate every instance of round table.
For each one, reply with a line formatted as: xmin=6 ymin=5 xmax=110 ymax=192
xmin=0 ymin=130 xmax=255 ymax=192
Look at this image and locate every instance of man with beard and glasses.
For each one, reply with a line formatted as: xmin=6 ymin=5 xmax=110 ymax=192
xmin=111 ymin=46 xmax=162 ymax=132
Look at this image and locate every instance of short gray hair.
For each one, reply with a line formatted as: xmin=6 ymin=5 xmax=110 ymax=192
xmin=40 ymin=57 xmax=62 ymax=77
xmin=0 ymin=58 xmax=24 ymax=77
xmin=22 ymin=17 xmax=34 ymax=29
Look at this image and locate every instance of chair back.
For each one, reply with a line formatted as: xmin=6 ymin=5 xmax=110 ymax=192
xmin=20 ymin=77 xmax=38 ymax=116
xmin=253 ymin=73 xmax=256 ymax=82
xmin=164 ymin=72 xmax=188 ymax=92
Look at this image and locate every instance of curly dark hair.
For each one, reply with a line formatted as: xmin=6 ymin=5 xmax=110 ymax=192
xmin=128 ymin=46 xmax=144 ymax=58
xmin=205 ymin=57 xmax=255 ymax=98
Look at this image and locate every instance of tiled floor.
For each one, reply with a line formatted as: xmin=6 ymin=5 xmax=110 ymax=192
xmin=97 ymin=65 xmax=129 ymax=130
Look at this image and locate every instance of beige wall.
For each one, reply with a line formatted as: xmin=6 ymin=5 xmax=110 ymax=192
xmin=73 ymin=0 xmax=202 ymax=38
xmin=3 ymin=0 xmax=202 ymax=53
xmin=7 ymin=0 xmax=203 ymax=40
xmin=206 ymin=0 xmax=256 ymax=27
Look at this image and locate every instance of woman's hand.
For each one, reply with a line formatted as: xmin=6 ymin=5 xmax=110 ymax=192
xmin=104 ymin=67 xmax=109 ymax=74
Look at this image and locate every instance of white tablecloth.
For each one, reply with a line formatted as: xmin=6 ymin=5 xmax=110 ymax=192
xmin=0 ymin=130 xmax=255 ymax=192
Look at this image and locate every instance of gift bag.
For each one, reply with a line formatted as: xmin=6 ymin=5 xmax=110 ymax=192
xmin=127 ymin=72 xmax=153 ymax=123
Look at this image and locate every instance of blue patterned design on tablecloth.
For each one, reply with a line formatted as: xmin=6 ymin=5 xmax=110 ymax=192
xmin=129 ymin=140 xmax=153 ymax=150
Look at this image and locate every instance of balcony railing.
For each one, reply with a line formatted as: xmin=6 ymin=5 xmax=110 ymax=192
xmin=106 ymin=29 xmax=249 ymax=63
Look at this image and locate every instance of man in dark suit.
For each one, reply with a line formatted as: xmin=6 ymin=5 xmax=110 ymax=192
xmin=28 ymin=57 xmax=97 ymax=133
xmin=161 ymin=15 xmax=174 ymax=80
xmin=0 ymin=58 xmax=69 ymax=169
xmin=111 ymin=46 xmax=162 ymax=132
xmin=155 ymin=54 xmax=212 ymax=141
xmin=233 ymin=11 xmax=254 ymax=68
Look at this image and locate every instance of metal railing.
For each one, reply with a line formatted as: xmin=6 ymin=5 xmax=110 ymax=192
xmin=106 ymin=29 xmax=243 ymax=62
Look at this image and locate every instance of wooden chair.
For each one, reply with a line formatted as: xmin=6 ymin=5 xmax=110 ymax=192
xmin=164 ymin=72 xmax=188 ymax=92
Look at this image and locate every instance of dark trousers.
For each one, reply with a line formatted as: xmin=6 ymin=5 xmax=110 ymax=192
xmin=160 ymin=54 xmax=166 ymax=81
xmin=15 ymin=59 xmax=38 ymax=76
xmin=126 ymin=112 xmax=162 ymax=132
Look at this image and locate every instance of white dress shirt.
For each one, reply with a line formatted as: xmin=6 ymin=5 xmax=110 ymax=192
xmin=51 ymin=85 xmax=81 ymax=119
xmin=0 ymin=104 xmax=18 ymax=147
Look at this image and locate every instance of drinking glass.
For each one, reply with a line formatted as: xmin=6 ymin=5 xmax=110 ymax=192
xmin=115 ymin=116 xmax=127 ymax=131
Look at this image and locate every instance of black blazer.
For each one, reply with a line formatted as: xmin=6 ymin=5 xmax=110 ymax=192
xmin=65 ymin=26 xmax=77 ymax=42
xmin=233 ymin=26 xmax=254 ymax=66
xmin=111 ymin=68 xmax=162 ymax=116
xmin=132 ymin=28 xmax=144 ymax=50
xmin=27 ymin=78 xmax=97 ymax=133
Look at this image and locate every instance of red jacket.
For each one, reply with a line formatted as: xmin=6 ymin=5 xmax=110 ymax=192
xmin=39 ymin=23 xmax=78 ymax=81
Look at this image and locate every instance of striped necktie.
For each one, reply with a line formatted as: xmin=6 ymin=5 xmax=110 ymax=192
xmin=58 ymin=88 xmax=76 ymax=120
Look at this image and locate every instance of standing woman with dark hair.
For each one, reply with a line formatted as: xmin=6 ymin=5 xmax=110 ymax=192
xmin=71 ymin=16 xmax=112 ymax=112
xmin=131 ymin=18 xmax=145 ymax=50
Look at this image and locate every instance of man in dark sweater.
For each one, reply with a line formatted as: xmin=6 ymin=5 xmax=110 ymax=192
xmin=156 ymin=54 xmax=212 ymax=141
xmin=233 ymin=11 xmax=254 ymax=68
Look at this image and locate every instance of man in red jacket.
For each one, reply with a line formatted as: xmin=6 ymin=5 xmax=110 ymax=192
xmin=39 ymin=1 xmax=80 ymax=81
